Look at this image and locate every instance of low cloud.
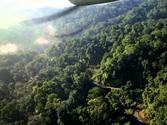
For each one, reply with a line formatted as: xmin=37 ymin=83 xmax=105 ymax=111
xmin=35 ymin=37 xmax=50 ymax=45
xmin=44 ymin=24 xmax=56 ymax=36
xmin=13 ymin=14 xmax=27 ymax=23
xmin=0 ymin=43 xmax=18 ymax=55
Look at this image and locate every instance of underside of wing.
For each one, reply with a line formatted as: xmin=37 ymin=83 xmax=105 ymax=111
xmin=69 ymin=0 xmax=118 ymax=6
xmin=23 ymin=0 xmax=119 ymax=24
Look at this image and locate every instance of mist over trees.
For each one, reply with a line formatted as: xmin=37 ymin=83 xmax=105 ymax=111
xmin=0 ymin=0 xmax=167 ymax=125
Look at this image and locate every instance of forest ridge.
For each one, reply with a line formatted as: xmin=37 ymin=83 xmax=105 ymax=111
xmin=0 ymin=0 xmax=167 ymax=125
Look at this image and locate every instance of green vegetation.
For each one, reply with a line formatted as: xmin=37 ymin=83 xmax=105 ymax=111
xmin=0 ymin=0 xmax=166 ymax=125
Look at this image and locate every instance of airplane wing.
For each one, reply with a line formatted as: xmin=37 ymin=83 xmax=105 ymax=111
xmin=23 ymin=0 xmax=118 ymax=24
xmin=69 ymin=0 xmax=118 ymax=6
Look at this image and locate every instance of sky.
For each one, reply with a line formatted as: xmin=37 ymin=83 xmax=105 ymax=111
xmin=0 ymin=0 xmax=73 ymax=29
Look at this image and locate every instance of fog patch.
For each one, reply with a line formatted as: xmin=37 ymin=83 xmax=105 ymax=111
xmin=0 ymin=43 xmax=18 ymax=55
xmin=13 ymin=14 xmax=27 ymax=23
xmin=44 ymin=24 xmax=56 ymax=36
xmin=35 ymin=37 xmax=50 ymax=45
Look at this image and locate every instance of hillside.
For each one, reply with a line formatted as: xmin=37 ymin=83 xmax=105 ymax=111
xmin=0 ymin=0 xmax=167 ymax=125
xmin=0 ymin=7 xmax=60 ymax=53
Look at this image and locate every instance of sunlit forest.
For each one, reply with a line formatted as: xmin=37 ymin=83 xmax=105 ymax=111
xmin=0 ymin=0 xmax=167 ymax=125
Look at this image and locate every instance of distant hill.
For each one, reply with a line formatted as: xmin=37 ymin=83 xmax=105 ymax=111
xmin=0 ymin=0 xmax=142 ymax=52
xmin=22 ymin=7 xmax=59 ymax=19
xmin=0 ymin=7 xmax=60 ymax=52
xmin=0 ymin=0 xmax=167 ymax=125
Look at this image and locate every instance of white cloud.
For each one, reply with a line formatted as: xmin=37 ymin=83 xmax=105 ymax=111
xmin=0 ymin=43 xmax=18 ymax=55
xmin=35 ymin=37 xmax=50 ymax=45
xmin=44 ymin=24 xmax=56 ymax=36
xmin=24 ymin=0 xmax=73 ymax=9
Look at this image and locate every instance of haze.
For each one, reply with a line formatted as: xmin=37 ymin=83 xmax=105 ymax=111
xmin=0 ymin=0 xmax=73 ymax=29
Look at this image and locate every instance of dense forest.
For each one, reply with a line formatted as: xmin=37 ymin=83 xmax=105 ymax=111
xmin=0 ymin=0 xmax=167 ymax=124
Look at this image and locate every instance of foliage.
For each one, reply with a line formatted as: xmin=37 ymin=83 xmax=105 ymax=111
xmin=0 ymin=0 xmax=166 ymax=124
